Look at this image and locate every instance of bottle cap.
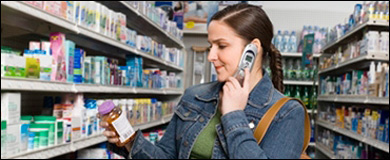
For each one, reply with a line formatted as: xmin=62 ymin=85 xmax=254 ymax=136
xmin=98 ymin=100 xmax=115 ymax=115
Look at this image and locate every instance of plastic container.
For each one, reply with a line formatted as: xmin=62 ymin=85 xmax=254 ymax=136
xmin=29 ymin=123 xmax=50 ymax=149
xmin=98 ymin=100 xmax=136 ymax=147
xmin=33 ymin=116 xmax=57 ymax=146
xmin=20 ymin=116 xmax=33 ymax=152
xmin=28 ymin=132 xmax=35 ymax=151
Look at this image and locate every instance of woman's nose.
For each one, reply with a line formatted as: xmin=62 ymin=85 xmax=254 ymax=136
xmin=208 ymin=48 xmax=218 ymax=62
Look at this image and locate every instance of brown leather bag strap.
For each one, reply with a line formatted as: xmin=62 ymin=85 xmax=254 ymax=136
xmin=253 ymin=97 xmax=311 ymax=154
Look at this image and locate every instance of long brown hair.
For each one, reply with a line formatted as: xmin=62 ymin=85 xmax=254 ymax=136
xmin=210 ymin=3 xmax=284 ymax=93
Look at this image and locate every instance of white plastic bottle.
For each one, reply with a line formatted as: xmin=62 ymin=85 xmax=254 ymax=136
xmin=282 ymin=30 xmax=290 ymax=53
xmin=72 ymin=94 xmax=86 ymax=139
xmin=274 ymin=30 xmax=283 ymax=51
xmin=289 ymin=31 xmax=298 ymax=53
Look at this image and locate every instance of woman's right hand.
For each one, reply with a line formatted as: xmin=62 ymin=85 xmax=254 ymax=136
xmin=100 ymin=121 xmax=120 ymax=144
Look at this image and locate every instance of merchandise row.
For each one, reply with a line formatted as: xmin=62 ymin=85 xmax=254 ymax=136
xmin=0 ymin=92 xmax=177 ymax=158
xmin=1 ymin=33 xmax=184 ymax=89
xmin=317 ymin=128 xmax=388 ymax=159
xmin=283 ymin=85 xmax=317 ymax=110
xmin=272 ymin=25 xmax=328 ymax=54
xmin=22 ymin=1 xmax=183 ymax=41
xmin=325 ymin=1 xmax=389 ymax=48
xmin=282 ymin=58 xmax=318 ymax=81
xmin=318 ymin=105 xmax=389 ymax=144
xmin=320 ymin=31 xmax=389 ymax=70
xmin=320 ymin=62 xmax=389 ymax=97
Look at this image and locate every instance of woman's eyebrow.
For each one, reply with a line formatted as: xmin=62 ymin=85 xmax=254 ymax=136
xmin=208 ymin=38 xmax=227 ymax=44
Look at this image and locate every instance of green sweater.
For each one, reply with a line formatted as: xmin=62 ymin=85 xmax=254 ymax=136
xmin=190 ymin=110 xmax=222 ymax=159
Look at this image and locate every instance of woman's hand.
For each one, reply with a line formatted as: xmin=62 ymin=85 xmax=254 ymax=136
xmin=100 ymin=121 xmax=132 ymax=151
xmin=221 ymin=68 xmax=251 ymax=115
xmin=100 ymin=121 xmax=120 ymax=144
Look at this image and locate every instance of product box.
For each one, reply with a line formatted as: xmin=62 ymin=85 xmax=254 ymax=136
xmin=5 ymin=124 xmax=21 ymax=157
xmin=50 ymin=32 xmax=67 ymax=82
xmin=23 ymin=1 xmax=44 ymax=9
xmin=29 ymin=41 xmax=41 ymax=50
xmin=83 ymin=57 xmax=92 ymax=84
xmin=74 ymin=1 xmax=81 ymax=25
xmin=41 ymin=41 xmax=51 ymax=55
xmin=93 ymin=56 xmax=103 ymax=85
xmin=3 ymin=54 xmax=26 ymax=78
xmin=87 ymin=1 xmax=97 ymax=30
xmin=43 ymin=1 xmax=62 ymax=17
xmin=109 ymin=10 xmax=116 ymax=39
xmin=100 ymin=5 xmax=109 ymax=36
xmin=1 ymin=93 xmax=21 ymax=125
xmin=79 ymin=1 xmax=88 ymax=27
xmin=39 ymin=55 xmax=53 ymax=81
xmin=118 ymin=12 xmax=127 ymax=43
xmin=25 ymin=57 xmax=40 ymax=79
xmin=65 ymin=40 xmax=75 ymax=83
xmin=95 ymin=2 xmax=102 ymax=33
xmin=74 ymin=49 xmax=85 ymax=84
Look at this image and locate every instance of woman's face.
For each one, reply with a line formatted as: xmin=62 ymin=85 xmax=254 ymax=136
xmin=207 ymin=20 xmax=247 ymax=82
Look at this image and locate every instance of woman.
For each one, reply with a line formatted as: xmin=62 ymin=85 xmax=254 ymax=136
xmin=101 ymin=3 xmax=305 ymax=159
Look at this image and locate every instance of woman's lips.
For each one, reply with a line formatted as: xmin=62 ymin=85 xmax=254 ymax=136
xmin=215 ymin=66 xmax=223 ymax=70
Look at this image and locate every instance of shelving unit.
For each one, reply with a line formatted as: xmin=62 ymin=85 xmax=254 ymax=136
xmin=4 ymin=114 xmax=174 ymax=159
xmin=281 ymin=52 xmax=322 ymax=58
xmin=317 ymin=120 xmax=389 ymax=153
xmin=316 ymin=19 xmax=389 ymax=159
xmin=321 ymin=20 xmax=389 ymax=53
xmin=1 ymin=77 xmax=184 ymax=95
xmin=284 ymin=80 xmax=318 ymax=86
xmin=1 ymin=1 xmax=185 ymax=159
xmin=1 ymin=1 xmax=184 ymax=73
xmin=319 ymin=52 xmax=389 ymax=76
xmin=318 ymin=95 xmax=389 ymax=105
xmin=100 ymin=1 xmax=184 ymax=49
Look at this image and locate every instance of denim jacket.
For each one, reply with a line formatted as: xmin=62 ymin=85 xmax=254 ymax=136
xmin=109 ymin=72 xmax=305 ymax=159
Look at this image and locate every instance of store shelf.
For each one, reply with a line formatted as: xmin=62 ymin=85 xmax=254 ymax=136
xmin=318 ymin=95 xmax=389 ymax=105
xmin=321 ymin=20 xmax=389 ymax=53
xmin=318 ymin=53 xmax=389 ymax=76
xmin=1 ymin=77 xmax=77 ymax=93
xmin=317 ymin=120 xmax=389 ymax=153
xmin=284 ymin=80 xmax=318 ymax=86
xmin=100 ymin=1 xmax=184 ymax=49
xmin=5 ymin=114 xmax=174 ymax=159
xmin=1 ymin=77 xmax=184 ymax=95
xmin=183 ymin=29 xmax=208 ymax=35
xmin=281 ymin=52 xmax=322 ymax=58
xmin=315 ymin=143 xmax=336 ymax=159
xmin=1 ymin=1 xmax=183 ymax=73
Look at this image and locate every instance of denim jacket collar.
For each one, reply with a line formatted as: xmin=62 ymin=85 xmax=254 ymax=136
xmin=195 ymin=70 xmax=273 ymax=108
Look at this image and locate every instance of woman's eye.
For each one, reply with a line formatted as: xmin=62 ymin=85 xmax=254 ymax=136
xmin=219 ymin=46 xmax=226 ymax=49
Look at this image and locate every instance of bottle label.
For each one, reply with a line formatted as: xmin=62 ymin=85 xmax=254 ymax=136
xmin=112 ymin=112 xmax=135 ymax=143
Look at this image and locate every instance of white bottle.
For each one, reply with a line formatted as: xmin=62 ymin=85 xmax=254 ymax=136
xmin=72 ymin=94 xmax=86 ymax=139
xmin=369 ymin=61 xmax=376 ymax=84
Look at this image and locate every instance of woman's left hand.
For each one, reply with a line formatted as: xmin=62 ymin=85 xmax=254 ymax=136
xmin=221 ymin=68 xmax=251 ymax=115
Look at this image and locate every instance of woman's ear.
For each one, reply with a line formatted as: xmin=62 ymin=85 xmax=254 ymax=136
xmin=251 ymin=38 xmax=262 ymax=55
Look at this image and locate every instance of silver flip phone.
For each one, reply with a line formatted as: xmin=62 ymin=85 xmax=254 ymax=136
xmin=233 ymin=43 xmax=258 ymax=86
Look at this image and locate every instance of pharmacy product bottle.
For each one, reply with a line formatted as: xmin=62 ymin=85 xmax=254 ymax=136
xmin=99 ymin=100 xmax=136 ymax=147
